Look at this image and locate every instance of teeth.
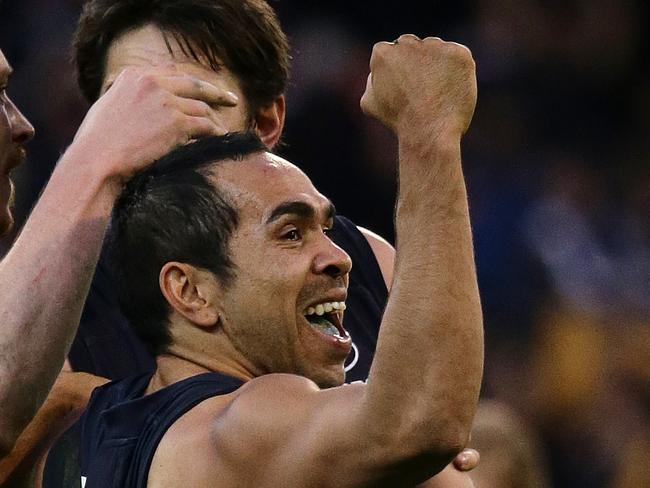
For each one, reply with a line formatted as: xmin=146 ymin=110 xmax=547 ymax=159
xmin=304 ymin=301 xmax=346 ymax=316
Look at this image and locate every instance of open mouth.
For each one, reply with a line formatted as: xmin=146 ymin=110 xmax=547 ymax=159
xmin=304 ymin=301 xmax=348 ymax=341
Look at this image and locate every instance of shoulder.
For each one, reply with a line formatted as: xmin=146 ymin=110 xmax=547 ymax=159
xmin=213 ymin=374 xmax=365 ymax=451
xmin=216 ymin=374 xmax=321 ymax=430
xmin=152 ymin=374 xmax=356 ymax=486
xmin=357 ymin=226 xmax=395 ymax=290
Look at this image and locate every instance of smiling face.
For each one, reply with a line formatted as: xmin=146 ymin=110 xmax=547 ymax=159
xmin=213 ymin=153 xmax=353 ymax=388
xmin=0 ymin=49 xmax=35 ymax=236
xmin=102 ymin=24 xmax=251 ymax=132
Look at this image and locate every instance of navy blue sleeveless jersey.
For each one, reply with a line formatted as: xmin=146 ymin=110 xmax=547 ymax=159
xmin=72 ymin=372 xmax=243 ymax=488
xmin=69 ymin=215 xmax=388 ymax=382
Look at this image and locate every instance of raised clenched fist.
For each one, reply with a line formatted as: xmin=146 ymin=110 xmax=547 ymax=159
xmin=360 ymin=34 xmax=477 ymax=138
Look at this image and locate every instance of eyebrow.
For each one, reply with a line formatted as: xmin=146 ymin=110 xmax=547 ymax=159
xmin=265 ymin=200 xmax=336 ymax=225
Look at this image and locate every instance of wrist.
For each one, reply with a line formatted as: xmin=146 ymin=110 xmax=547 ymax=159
xmin=57 ymin=142 xmax=124 ymax=201
xmin=394 ymin=134 xmax=467 ymax=222
xmin=397 ymin=122 xmax=462 ymax=156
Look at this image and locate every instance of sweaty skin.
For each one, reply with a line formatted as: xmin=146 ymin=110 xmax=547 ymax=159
xmin=0 ymin=54 xmax=238 ymax=458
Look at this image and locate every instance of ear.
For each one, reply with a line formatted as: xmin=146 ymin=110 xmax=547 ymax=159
xmin=159 ymin=262 xmax=222 ymax=328
xmin=253 ymin=95 xmax=285 ymax=148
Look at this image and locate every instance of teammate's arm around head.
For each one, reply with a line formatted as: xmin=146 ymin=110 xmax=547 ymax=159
xmin=0 ymin=67 xmax=235 ymax=458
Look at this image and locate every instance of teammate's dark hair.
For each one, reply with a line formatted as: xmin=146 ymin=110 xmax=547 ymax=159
xmin=109 ymin=132 xmax=266 ymax=355
xmin=74 ymin=0 xmax=289 ymax=117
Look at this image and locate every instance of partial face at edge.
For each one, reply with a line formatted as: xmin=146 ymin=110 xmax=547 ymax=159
xmin=102 ymin=24 xmax=251 ymax=133
xmin=0 ymin=49 xmax=35 ymax=236
xmin=213 ymin=152 xmax=353 ymax=388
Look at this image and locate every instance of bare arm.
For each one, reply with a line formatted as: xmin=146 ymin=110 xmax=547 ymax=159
xmin=0 ymin=67 xmax=236 ymax=456
xmin=357 ymin=35 xmax=482 ymax=480
xmin=0 ymin=372 xmax=106 ymax=486
xmin=214 ymin=36 xmax=482 ymax=487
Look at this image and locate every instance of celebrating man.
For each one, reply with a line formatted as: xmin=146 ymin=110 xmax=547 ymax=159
xmin=76 ymin=34 xmax=482 ymax=487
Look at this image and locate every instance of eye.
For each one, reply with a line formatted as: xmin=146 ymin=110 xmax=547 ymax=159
xmin=282 ymin=228 xmax=301 ymax=241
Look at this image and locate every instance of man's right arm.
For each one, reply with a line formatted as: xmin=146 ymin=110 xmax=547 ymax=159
xmin=214 ymin=36 xmax=483 ymax=487
xmin=0 ymin=67 xmax=236 ymax=457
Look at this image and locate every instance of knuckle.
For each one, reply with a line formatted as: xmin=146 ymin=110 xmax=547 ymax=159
xmin=370 ymin=43 xmax=390 ymax=68
xmin=136 ymin=73 xmax=158 ymax=93
xmin=398 ymin=33 xmax=421 ymax=43
xmin=453 ymin=46 xmax=475 ymax=66
xmin=185 ymin=75 xmax=204 ymax=91
xmin=158 ymin=90 xmax=174 ymax=108
xmin=372 ymin=41 xmax=391 ymax=57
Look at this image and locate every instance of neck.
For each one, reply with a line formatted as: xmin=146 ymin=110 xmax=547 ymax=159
xmin=147 ymin=324 xmax=260 ymax=394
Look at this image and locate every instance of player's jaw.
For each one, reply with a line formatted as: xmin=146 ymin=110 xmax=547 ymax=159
xmin=291 ymin=287 xmax=352 ymax=388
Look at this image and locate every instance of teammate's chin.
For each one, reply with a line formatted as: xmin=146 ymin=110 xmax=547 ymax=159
xmin=0 ymin=207 xmax=14 ymax=237
xmin=0 ymin=178 xmax=15 ymax=237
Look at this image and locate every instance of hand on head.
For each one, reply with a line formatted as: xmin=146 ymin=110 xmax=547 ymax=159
xmin=70 ymin=66 xmax=239 ymax=186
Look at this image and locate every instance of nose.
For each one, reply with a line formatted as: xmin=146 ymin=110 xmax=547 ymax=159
xmin=312 ymin=235 xmax=353 ymax=279
xmin=8 ymin=97 xmax=34 ymax=145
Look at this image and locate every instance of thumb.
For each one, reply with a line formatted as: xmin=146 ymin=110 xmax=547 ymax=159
xmin=359 ymin=73 xmax=376 ymax=116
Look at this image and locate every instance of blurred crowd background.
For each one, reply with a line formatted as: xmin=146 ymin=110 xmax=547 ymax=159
xmin=1 ymin=1 xmax=648 ymax=486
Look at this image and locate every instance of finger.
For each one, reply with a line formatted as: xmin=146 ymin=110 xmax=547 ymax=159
xmin=359 ymin=73 xmax=375 ymax=115
xmin=369 ymin=42 xmax=393 ymax=72
xmin=176 ymin=98 xmax=230 ymax=129
xmin=452 ymin=448 xmax=480 ymax=472
xmin=396 ymin=33 xmax=422 ymax=43
xmin=161 ymin=74 xmax=239 ymax=107
xmin=183 ymin=115 xmax=227 ymax=141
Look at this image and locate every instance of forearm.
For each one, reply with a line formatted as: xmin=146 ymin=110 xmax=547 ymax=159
xmin=0 ymin=150 xmax=118 ymax=454
xmin=362 ymin=133 xmax=483 ymax=459
xmin=0 ymin=372 xmax=107 ymax=483
xmin=0 ymin=64 xmax=230 ymax=457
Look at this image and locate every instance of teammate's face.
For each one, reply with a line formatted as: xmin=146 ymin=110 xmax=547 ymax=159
xmin=214 ymin=153 xmax=353 ymax=388
xmin=0 ymin=50 xmax=35 ymax=236
xmin=101 ymin=24 xmax=250 ymax=132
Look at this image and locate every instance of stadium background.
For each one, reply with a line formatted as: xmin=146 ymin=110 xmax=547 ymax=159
xmin=1 ymin=1 xmax=648 ymax=486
